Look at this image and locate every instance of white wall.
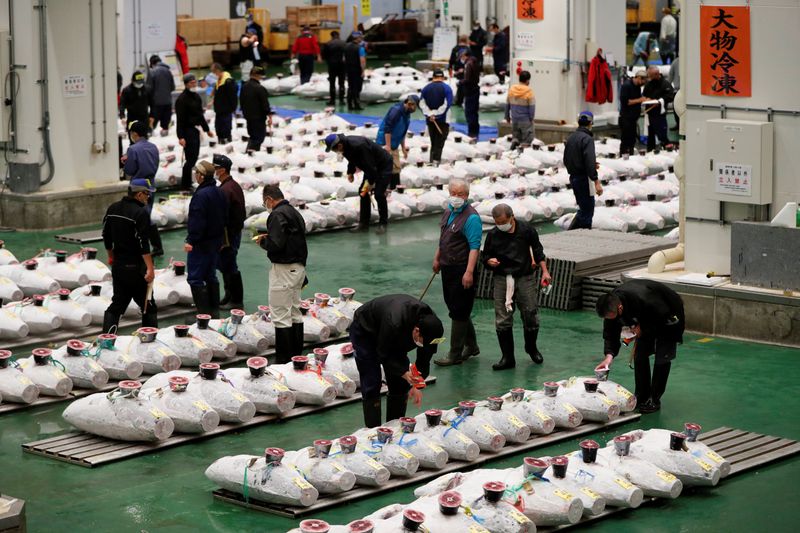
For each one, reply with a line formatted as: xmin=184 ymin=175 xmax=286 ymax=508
xmin=176 ymin=0 xmax=312 ymax=19
xmin=118 ymin=0 xmax=177 ymax=82
xmin=682 ymin=0 xmax=800 ymax=272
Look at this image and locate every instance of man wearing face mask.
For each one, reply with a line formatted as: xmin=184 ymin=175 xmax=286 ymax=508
xmin=350 ymin=294 xmax=445 ymax=427
xmin=213 ymin=154 xmax=246 ymax=311
xmin=433 ymin=179 xmax=482 ymax=367
xmin=483 ymin=203 xmax=551 ymax=370
xmin=254 ymin=185 xmax=308 ymax=364
xmin=487 ymin=24 xmax=508 ymax=84
xmin=564 ymin=111 xmax=602 ymax=229
xmin=175 ymin=73 xmax=213 ymax=191
xmin=468 ymin=20 xmax=488 ymax=68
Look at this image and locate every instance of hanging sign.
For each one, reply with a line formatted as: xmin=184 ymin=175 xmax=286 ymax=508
xmin=700 ymin=5 xmax=751 ymax=97
xmin=361 ymin=0 xmax=371 ymax=17
xmin=517 ymin=0 xmax=543 ymax=21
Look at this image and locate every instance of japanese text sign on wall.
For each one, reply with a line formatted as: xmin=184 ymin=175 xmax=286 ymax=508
xmin=361 ymin=0 xmax=371 ymax=17
xmin=62 ymin=75 xmax=87 ymax=98
xmin=517 ymin=0 xmax=543 ymax=21
xmin=714 ymin=162 xmax=752 ymax=196
xmin=700 ymin=5 xmax=751 ymax=97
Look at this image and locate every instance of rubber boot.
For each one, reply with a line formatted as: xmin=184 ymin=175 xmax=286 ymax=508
xmin=353 ymin=98 xmax=364 ymax=111
xmin=229 ymin=272 xmax=244 ymax=310
xmin=524 ymin=327 xmax=544 ymax=364
xmin=434 ymin=319 xmax=467 ymax=366
xmin=208 ymin=282 xmax=221 ymax=319
xmin=149 ymin=225 xmax=164 ymax=257
xmin=347 ymin=95 xmax=354 ymax=110
xmin=292 ymin=322 xmax=305 ymax=357
xmin=461 ymin=319 xmax=480 ymax=359
xmin=102 ymin=311 xmax=120 ymax=334
xmin=633 ymin=350 xmax=652 ymax=408
xmin=374 ymin=224 xmax=387 ymax=235
xmin=362 ymin=397 xmax=382 ymax=428
xmin=349 ymin=223 xmax=369 ymax=233
xmin=141 ymin=302 xmax=158 ymax=328
xmin=649 ymin=361 xmax=672 ymax=408
xmin=219 ymin=273 xmax=232 ymax=308
xmin=492 ymin=329 xmax=516 ymax=371
xmin=273 ymin=327 xmax=294 ymax=365
xmin=190 ymin=285 xmax=212 ymax=316
xmin=385 ymin=393 xmax=409 ymax=423
xmin=339 ymin=88 xmax=346 ymax=104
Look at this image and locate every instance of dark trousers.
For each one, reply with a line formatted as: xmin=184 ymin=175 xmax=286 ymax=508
xmin=494 ymin=63 xmax=508 ymax=84
xmin=180 ymin=129 xmax=200 ymax=190
xmin=454 ymin=80 xmax=464 ymax=106
xmin=427 ymin=118 xmax=449 ymax=163
xmin=569 ymin=175 xmax=595 ymax=230
xmin=152 ymin=104 xmax=172 ymax=130
xmin=106 ymin=264 xmax=157 ymax=327
xmin=359 ymin=172 xmax=390 ymax=226
xmin=441 ymin=264 xmax=476 ymax=321
xmin=647 ymin=113 xmax=669 ymax=151
xmin=619 ymin=115 xmax=638 ymax=156
xmin=327 ymin=63 xmax=345 ymax=101
xmin=463 ymin=92 xmax=480 ymax=138
xmin=246 ymin=120 xmax=267 ymax=151
xmin=187 ymin=249 xmax=219 ymax=287
xmin=346 ymin=70 xmax=363 ymax=101
xmin=349 ymin=322 xmax=411 ymax=401
xmin=217 ymin=232 xmax=241 ymax=275
xmin=492 ymin=273 xmax=539 ymax=331
xmin=215 ymin=113 xmax=233 ymax=142
xmin=298 ymin=54 xmax=315 ymax=84
xmin=633 ymin=336 xmax=676 ymax=405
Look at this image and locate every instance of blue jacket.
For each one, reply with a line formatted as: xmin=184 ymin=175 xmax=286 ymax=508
xmin=186 ymin=178 xmax=227 ymax=251
xmin=376 ymin=103 xmax=411 ymax=149
xmin=420 ymin=81 xmax=453 ymax=122
xmin=123 ymin=139 xmax=159 ymax=179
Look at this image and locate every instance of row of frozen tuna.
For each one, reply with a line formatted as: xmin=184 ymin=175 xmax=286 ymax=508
xmin=204 ymin=375 xmax=638 ymax=509
xmin=289 ymin=423 xmax=728 ymax=533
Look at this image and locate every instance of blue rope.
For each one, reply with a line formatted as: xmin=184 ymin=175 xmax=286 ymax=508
xmin=443 ymin=412 xmax=468 ymax=437
xmin=398 ymin=433 xmax=418 ymax=448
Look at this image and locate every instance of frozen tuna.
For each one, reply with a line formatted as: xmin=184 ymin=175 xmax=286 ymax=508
xmin=223 ymin=357 xmax=296 ymax=414
xmin=49 ymin=340 xmax=109 ymax=389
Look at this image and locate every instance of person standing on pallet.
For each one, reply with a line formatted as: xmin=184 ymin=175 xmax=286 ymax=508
xmin=482 ymin=203 xmax=551 ymax=370
xmin=209 ymin=63 xmax=238 ymax=145
xmin=349 ymin=294 xmax=444 ymax=427
xmin=432 ymin=178 xmax=482 ymax=367
xmin=291 ymin=26 xmax=322 ymax=85
xmin=121 ymin=121 xmax=164 ymax=257
xmin=322 ymin=30 xmax=346 ymax=105
xmin=564 ymin=111 xmax=603 ymax=230
xmin=176 ymin=73 xmax=214 ymax=192
xmin=419 ymin=69 xmax=453 ymax=164
xmin=255 ymin=185 xmax=308 ymax=364
xmin=594 ymin=279 xmax=685 ymax=414
xmin=239 ymin=66 xmax=273 ymax=152
xmin=213 ymin=154 xmax=246 ymax=311
xmin=344 ymin=32 xmax=367 ymax=110
xmin=376 ymin=95 xmax=419 ymax=190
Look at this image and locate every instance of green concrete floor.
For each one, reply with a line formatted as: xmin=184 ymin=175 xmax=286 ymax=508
xmin=1 ymin=217 xmax=799 ymax=533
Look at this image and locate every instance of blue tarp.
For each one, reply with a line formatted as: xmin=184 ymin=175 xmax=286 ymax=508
xmin=272 ymin=107 xmax=499 ymax=142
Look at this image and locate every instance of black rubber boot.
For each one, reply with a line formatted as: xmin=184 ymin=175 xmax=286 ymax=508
xmin=228 ymin=272 xmax=244 ymax=310
xmin=349 ymin=223 xmax=369 ymax=233
xmin=219 ymin=273 xmax=232 ymax=308
xmin=385 ymin=393 xmax=408 ymax=422
xmin=208 ymin=282 xmax=221 ymax=319
xmin=102 ymin=311 xmax=120 ymax=334
xmin=292 ymin=322 xmax=305 ymax=357
xmin=190 ymin=285 xmax=212 ymax=316
xmin=362 ymin=397 xmax=382 ymax=428
xmin=650 ymin=361 xmax=672 ymax=407
xmin=353 ymin=98 xmax=364 ymax=110
xmin=461 ymin=319 xmax=480 ymax=359
xmin=633 ymin=351 xmax=652 ymax=407
xmin=524 ymin=327 xmax=544 ymax=364
xmin=347 ymin=96 xmax=354 ymax=110
xmin=493 ymin=329 xmax=516 ymax=370
xmin=141 ymin=302 xmax=158 ymax=328
xmin=273 ymin=327 xmax=294 ymax=365
xmin=374 ymin=224 xmax=387 ymax=235
xmin=434 ymin=320 xmax=467 ymax=366
xmin=149 ymin=225 xmax=164 ymax=257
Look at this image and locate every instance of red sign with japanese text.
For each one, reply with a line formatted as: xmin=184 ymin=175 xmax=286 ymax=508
xmin=518 ymin=0 xmax=543 ymax=21
xmin=700 ymin=5 xmax=751 ymax=97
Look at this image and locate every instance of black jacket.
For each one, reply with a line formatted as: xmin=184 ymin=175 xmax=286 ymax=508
xmin=175 ymin=89 xmax=209 ymax=139
xmin=239 ymin=78 xmax=271 ymax=123
xmin=344 ymin=42 xmax=363 ymax=73
xmin=642 ymin=76 xmax=675 ymax=116
xmin=218 ymin=176 xmax=246 ymax=239
xmin=619 ymin=79 xmax=642 ymax=120
xmin=448 ymin=44 xmax=468 ymax=76
xmin=603 ymin=279 xmax=685 ymax=357
xmin=260 ymin=200 xmax=308 ymax=265
xmin=186 ymin=178 xmax=227 ymax=251
xmin=323 ymin=38 xmax=345 ymax=66
xmin=147 ymin=63 xmax=175 ymax=107
xmin=213 ymin=76 xmax=238 ymax=115
xmin=120 ymin=84 xmax=151 ymax=124
xmin=491 ymin=31 xmax=509 ymax=68
xmin=462 ymin=56 xmax=480 ymax=95
xmin=351 ymin=294 xmax=438 ymax=378
xmin=483 ymin=220 xmax=546 ymax=277
xmin=340 ymin=136 xmax=393 ymax=179
xmin=469 ymin=27 xmax=488 ymax=59
xmin=563 ymin=127 xmax=598 ymax=180
xmin=102 ymin=196 xmax=151 ymax=265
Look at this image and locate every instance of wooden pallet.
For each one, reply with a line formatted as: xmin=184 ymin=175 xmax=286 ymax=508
xmin=54 ymin=224 xmax=186 ymax=245
xmin=0 ymin=333 xmax=348 ymax=416
xmin=211 ymin=412 xmax=642 ymax=518
xmin=539 ymin=426 xmax=800 ymax=531
xmin=20 ymin=377 xmax=436 ymax=467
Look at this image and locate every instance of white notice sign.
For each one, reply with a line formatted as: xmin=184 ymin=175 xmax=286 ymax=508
xmin=714 ymin=162 xmax=752 ymax=196
xmin=63 ymin=75 xmax=87 ymax=98
xmin=516 ymin=32 xmax=535 ymax=50
xmin=432 ymin=27 xmax=458 ymax=61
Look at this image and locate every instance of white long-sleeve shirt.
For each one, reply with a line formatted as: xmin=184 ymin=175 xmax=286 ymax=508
xmin=660 ymin=14 xmax=677 ymax=41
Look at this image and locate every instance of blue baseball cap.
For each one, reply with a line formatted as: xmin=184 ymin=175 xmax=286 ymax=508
xmin=578 ymin=111 xmax=594 ymax=125
xmin=405 ymin=94 xmax=420 ymax=105
xmin=324 ymin=133 xmax=343 ymax=152
xmin=130 ymin=178 xmax=156 ymax=193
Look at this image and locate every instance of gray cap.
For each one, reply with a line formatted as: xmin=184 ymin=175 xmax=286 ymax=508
xmin=634 ymin=70 xmax=647 ymax=79
xmin=183 ymin=73 xmax=196 ymax=84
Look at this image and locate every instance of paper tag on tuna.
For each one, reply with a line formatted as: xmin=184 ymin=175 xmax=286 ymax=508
xmin=580 ymin=487 xmax=600 ymax=500
xmin=469 ymin=525 xmax=490 ymax=533
xmin=232 ymin=392 xmax=248 ymax=403
xmin=522 ymin=480 xmax=534 ymax=494
xmin=427 ymin=442 xmax=444 ymax=453
xmin=120 ymin=354 xmax=131 ymax=363
xmin=706 ymin=451 xmax=724 ymax=464
xmin=508 ymin=414 xmax=526 ymax=428
xmin=191 ymin=338 xmax=205 ymax=348
xmin=601 ymin=396 xmax=616 ymax=406
xmin=615 ymin=477 xmax=634 ymax=490
xmin=192 ymin=400 xmax=210 ymax=411
xmin=294 ymin=477 xmax=312 ymax=490
xmin=695 ymin=458 xmax=713 ymax=472
xmin=317 ymin=375 xmax=329 ymax=385
xmin=334 ymin=371 xmax=349 ymax=383
xmin=332 ymin=462 xmax=344 ymax=471
xmin=535 ymin=410 xmax=550 ymax=422
xmin=398 ymin=449 xmax=414 ymax=460
xmin=158 ymin=348 xmax=172 ymax=357
xmin=367 ymin=458 xmax=383 ymax=471
xmin=509 ymin=509 xmax=530 ymax=524
xmin=273 ymin=383 xmax=290 ymax=392
xmin=563 ymin=403 xmax=578 ymax=414
xmin=52 ymin=370 xmax=64 ymax=379
xmin=15 ymin=374 xmax=34 ymax=386
xmin=456 ymin=433 xmax=471 ymax=444
xmin=150 ymin=408 xmax=167 ymax=419
xmin=89 ymin=360 xmax=103 ymax=372
xmin=656 ymin=470 xmax=677 ymax=482
xmin=616 ymin=386 xmax=633 ymax=399
xmin=554 ymin=489 xmax=573 ymax=501
xmin=482 ymin=424 xmax=499 ymax=436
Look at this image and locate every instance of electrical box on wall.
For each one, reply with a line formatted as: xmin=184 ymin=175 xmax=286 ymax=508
xmin=706 ymin=119 xmax=773 ymax=205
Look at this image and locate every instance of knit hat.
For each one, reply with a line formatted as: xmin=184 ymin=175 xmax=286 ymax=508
xmin=194 ymin=160 xmax=215 ymax=177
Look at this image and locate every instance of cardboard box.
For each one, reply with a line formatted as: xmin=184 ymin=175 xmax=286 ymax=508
xmin=188 ymin=44 xmax=214 ymax=69
xmin=177 ymin=18 xmax=204 ymax=45
xmin=228 ymin=18 xmax=248 ymax=42
xmin=203 ymin=18 xmax=229 ymax=44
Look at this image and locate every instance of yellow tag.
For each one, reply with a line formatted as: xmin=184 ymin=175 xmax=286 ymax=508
xmin=191 ymin=338 xmax=205 ymax=348
xmin=695 ymin=459 xmax=713 ymax=472
xmin=554 ymin=489 xmax=573 ymax=501
xmin=273 ymin=383 xmax=290 ymax=392
xmin=535 ymin=410 xmax=550 ymax=422
xmin=457 ymin=433 xmax=471 ymax=444
xmin=580 ymin=487 xmax=600 ymax=500
xmin=656 ymin=470 xmax=677 ymax=482
xmin=120 ymin=354 xmax=131 ymax=363
xmin=508 ymin=414 xmax=526 ymax=428
xmin=52 ymin=370 xmax=64 ymax=379
xmin=192 ymin=400 xmax=210 ymax=411
xmin=469 ymin=525 xmax=490 ymax=533
xmin=398 ymin=449 xmax=414 ymax=459
xmin=367 ymin=458 xmax=383 ymax=471
xmin=158 ymin=348 xmax=172 ymax=356
xmin=16 ymin=374 xmax=34 ymax=386
xmin=317 ymin=376 xmax=329 ymax=385
xmin=334 ymin=371 xmax=349 ymax=383
xmin=89 ymin=361 xmax=103 ymax=372
xmin=332 ymin=462 xmax=344 ymax=472
xmin=615 ymin=477 xmax=634 ymax=490
xmin=294 ymin=477 xmax=312 ymax=490
xmin=150 ymin=408 xmax=167 ymax=419
xmin=706 ymin=451 xmax=725 ymax=464
xmin=232 ymin=392 xmax=248 ymax=403
xmin=482 ymin=424 xmax=499 ymax=436
xmin=509 ymin=509 xmax=530 ymax=524
xmin=601 ymin=397 xmax=616 ymax=406
xmin=427 ymin=442 xmax=444 ymax=453
xmin=616 ymin=386 xmax=633 ymax=399
xmin=563 ymin=403 xmax=578 ymax=414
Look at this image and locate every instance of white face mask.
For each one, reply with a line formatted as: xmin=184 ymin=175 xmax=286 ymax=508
xmin=449 ymin=196 xmax=465 ymax=209
xmin=414 ymin=340 xmax=424 ymax=348
xmin=133 ymin=82 xmax=144 ymax=89
xmin=496 ymin=222 xmax=512 ymax=232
